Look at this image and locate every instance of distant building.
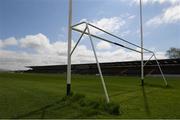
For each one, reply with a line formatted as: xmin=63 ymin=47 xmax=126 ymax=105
xmin=26 ymin=58 xmax=180 ymax=76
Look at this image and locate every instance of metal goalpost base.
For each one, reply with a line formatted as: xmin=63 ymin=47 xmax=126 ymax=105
xmin=72 ymin=22 xmax=168 ymax=86
xmin=143 ymin=53 xmax=168 ymax=86
xmin=67 ymin=0 xmax=168 ymax=103
xmin=67 ymin=0 xmax=110 ymax=102
xmin=70 ymin=23 xmax=110 ymax=103
xmin=69 ymin=22 xmax=168 ymax=102
xmin=139 ymin=0 xmax=167 ymax=86
xmin=86 ymin=24 xmax=110 ymax=103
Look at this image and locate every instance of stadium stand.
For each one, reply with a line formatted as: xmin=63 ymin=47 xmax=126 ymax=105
xmin=26 ymin=58 xmax=180 ymax=76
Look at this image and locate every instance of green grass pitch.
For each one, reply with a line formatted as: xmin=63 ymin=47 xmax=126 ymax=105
xmin=0 ymin=72 xmax=180 ymax=119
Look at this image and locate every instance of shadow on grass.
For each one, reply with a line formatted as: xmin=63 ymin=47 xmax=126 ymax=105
xmin=110 ymin=90 xmax=135 ymax=97
xmin=13 ymin=93 xmax=120 ymax=119
xmin=141 ymin=85 xmax=151 ymax=116
xmin=13 ymin=99 xmax=63 ymax=119
xmin=140 ymin=82 xmax=173 ymax=116
xmin=143 ymin=83 xmax=173 ymax=89
xmin=108 ymin=85 xmax=151 ymax=116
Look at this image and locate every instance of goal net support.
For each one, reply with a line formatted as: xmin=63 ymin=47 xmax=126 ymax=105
xmin=67 ymin=0 xmax=168 ymax=103
xmin=69 ymin=22 xmax=168 ymax=103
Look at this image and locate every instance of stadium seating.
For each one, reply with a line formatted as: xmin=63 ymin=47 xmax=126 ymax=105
xmin=26 ymin=58 xmax=180 ymax=76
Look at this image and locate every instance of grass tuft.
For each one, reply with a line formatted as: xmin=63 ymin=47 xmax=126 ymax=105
xmin=60 ymin=93 xmax=120 ymax=118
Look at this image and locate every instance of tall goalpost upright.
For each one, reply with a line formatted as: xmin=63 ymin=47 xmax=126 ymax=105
xmin=66 ymin=0 xmax=168 ymax=102
xmin=139 ymin=0 xmax=167 ymax=86
xmin=67 ymin=0 xmax=110 ymax=102
xmin=140 ymin=0 xmax=144 ymax=86
xmin=67 ymin=0 xmax=72 ymax=96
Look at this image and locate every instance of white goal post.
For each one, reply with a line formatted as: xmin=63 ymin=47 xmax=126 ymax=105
xmin=67 ymin=0 xmax=168 ymax=103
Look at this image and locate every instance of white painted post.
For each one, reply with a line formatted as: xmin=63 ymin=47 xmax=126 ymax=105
xmin=140 ymin=0 xmax=144 ymax=86
xmin=67 ymin=0 xmax=72 ymax=96
xmin=86 ymin=24 xmax=110 ymax=103
xmin=153 ymin=54 xmax=168 ymax=86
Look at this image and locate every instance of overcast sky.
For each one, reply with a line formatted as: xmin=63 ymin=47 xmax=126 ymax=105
xmin=0 ymin=0 xmax=180 ymax=70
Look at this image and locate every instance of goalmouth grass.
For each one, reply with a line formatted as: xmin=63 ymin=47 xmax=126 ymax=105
xmin=0 ymin=72 xmax=180 ymax=119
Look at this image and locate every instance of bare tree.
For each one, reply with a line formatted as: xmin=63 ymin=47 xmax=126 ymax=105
xmin=166 ymin=47 xmax=180 ymax=59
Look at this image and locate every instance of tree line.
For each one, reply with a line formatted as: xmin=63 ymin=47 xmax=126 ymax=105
xmin=166 ymin=47 xmax=180 ymax=59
